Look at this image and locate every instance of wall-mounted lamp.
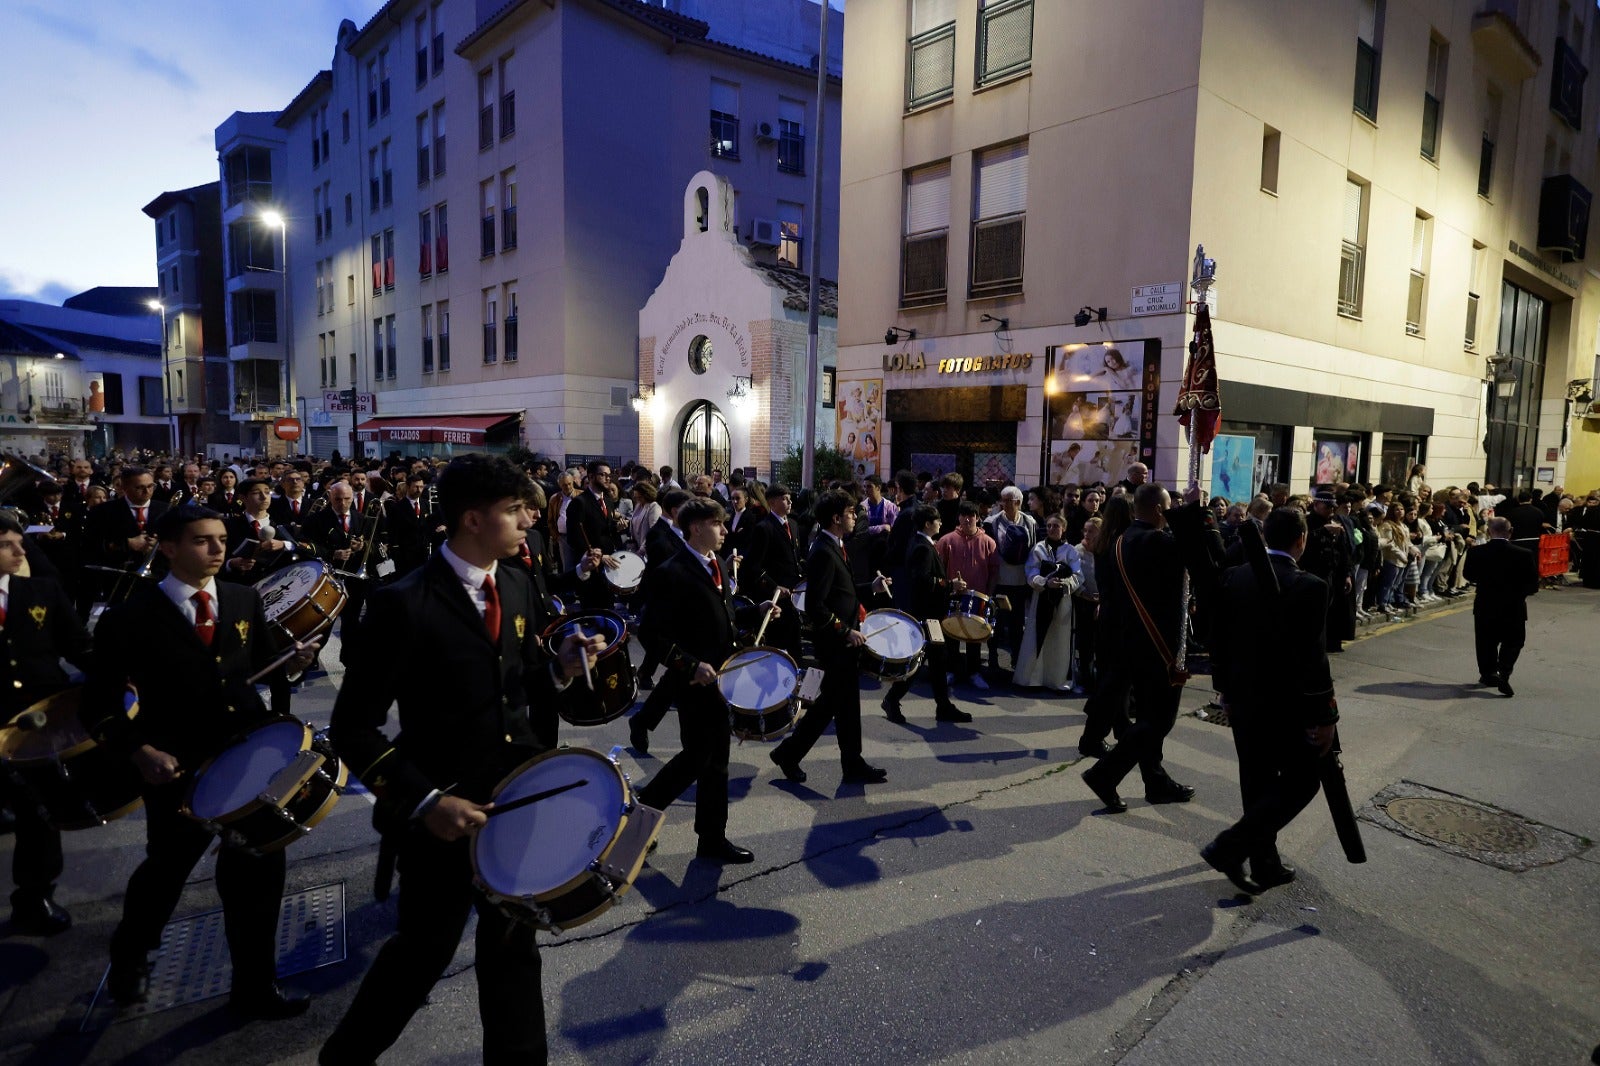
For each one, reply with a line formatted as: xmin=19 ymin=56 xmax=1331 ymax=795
xmin=1073 ymin=306 xmax=1107 ymax=328
xmin=1486 ymin=354 xmax=1518 ymax=401
xmin=629 ymin=383 xmax=655 ymax=414
xmin=727 ymin=375 xmax=754 ymax=416
xmin=884 ymin=326 xmax=917 ymax=346
xmin=980 ymin=314 xmax=1009 ymax=332
xmin=1567 ymin=378 xmax=1594 ymax=406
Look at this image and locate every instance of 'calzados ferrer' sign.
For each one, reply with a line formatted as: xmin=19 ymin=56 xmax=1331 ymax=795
xmin=883 ymin=352 xmax=1033 ymax=374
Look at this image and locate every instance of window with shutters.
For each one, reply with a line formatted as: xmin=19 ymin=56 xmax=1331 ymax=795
xmin=710 ymin=79 xmax=739 ymax=159
xmin=1465 ymin=242 xmax=1484 ymax=350
xmin=432 ymin=103 xmax=447 ymax=177
xmin=902 ymin=161 xmax=950 ymax=306
xmin=1353 ymin=0 xmax=1384 ymax=121
xmin=370 ymin=235 xmax=383 ymax=296
xmin=373 ymin=318 xmax=385 ymax=379
xmin=1338 ymin=178 xmax=1368 ymax=318
xmin=501 ymin=169 xmax=518 ymax=250
xmin=503 ymin=286 xmax=519 ymax=363
xmin=778 ymin=97 xmax=806 ymax=174
xmin=970 ymin=142 xmax=1027 ymax=298
xmin=385 ymin=314 xmax=397 ymax=380
xmin=777 ymin=200 xmax=804 ymax=268
xmin=383 ymin=228 xmax=396 ymax=291
xmin=1406 ymin=213 xmax=1430 ymax=336
xmin=422 ymin=305 xmax=434 ymax=374
xmin=1261 ymin=125 xmax=1280 ymax=194
xmin=419 ymin=211 xmax=433 ymax=276
xmin=478 ymin=69 xmax=495 ymax=149
xmin=482 ymin=290 xmax=498 ymax=364
xmin=907 ymin=0 xmax=956 ymax=110
xmin=976 ymin=0 xmax=1033 ymax=87
xmin=480 ymin=179 xmax=496 ymax=258
xmin=1421 ymin=36 xmax=1446 ymax=161
xmin=417 ymin=114 xmax=431 ymax=183
xmin=437 ymin=300 xmax=451 ymax=371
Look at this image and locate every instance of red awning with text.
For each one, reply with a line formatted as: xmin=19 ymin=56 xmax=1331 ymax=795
xmin=354 ymin=413 xmax=519 ymax=444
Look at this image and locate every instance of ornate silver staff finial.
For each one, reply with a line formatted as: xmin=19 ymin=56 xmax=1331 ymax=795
xmin=1190 ymin=244 xmax=1217 ymax=292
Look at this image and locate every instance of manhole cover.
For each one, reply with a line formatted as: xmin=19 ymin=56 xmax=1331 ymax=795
xmin=1360 ymin=781 xmax=1590 ymax=871
xmin=1384 ymin=797 xmax=1538 ymax=853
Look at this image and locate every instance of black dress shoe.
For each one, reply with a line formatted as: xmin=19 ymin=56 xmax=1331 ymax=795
xmin=1077 ymin=738 xmax=1114 ymax=759
xmin=1081 ymin=766 xmax=1127 ymax=813
xmin=1200 ymin=842 xmax=1262 ymax=895
xmin=881 ymin=700 xmax=907 ymax=724
xmin=1251 ymin=863 xmax=1297 ymax=889
xmin=1476 ymin=675 xmax=1500 ymax=687
xmin=1497 ymin=678 xmax=1515 ymax=697
xmin=9 ymin=893 xmax=71 ymax=936
xmin=934 ymin=705 xmax=972 ymax=723
xmin=229 ymin=982 xmax=311 ymax=1020
xmin=629 ymin=718 xmax=650 ymax=755
xmin=1145 ymin=780 xmax=1197 ymax=804
xmin=108 ymin=959 xmax=152 ymax=1005
xmin=840 ymin=762 xmax=888 ymax=784
xmin=695 ymin=839 xmax=755 ymax=864
xmin=770 ymin=750 xmax=806 ymax=783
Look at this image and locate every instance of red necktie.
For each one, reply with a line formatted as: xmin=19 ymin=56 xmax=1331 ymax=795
xmin=482 ymin=573 xmax=501 ymax=641
xmin=341 ymin=513 xmax=349 ymax=534
xmin=709 ymin=556 xmax=722 ymax=590
xmin=413 ymin=500 xmax=421 ymax=517
xmin=785 ymin=521 xmax=794 ymax=543
xmin=252 ymin=520 xmax=263 ymax=539
xmin=193 ymin=590 xmax=214 ymax=646
xmin=600 ymin=497 xmax=609 ymax=518
xmin=0 ymin=601 xmax=8 ymax=627
xmin=292 ymin=498 xmax=300 ymax=515
xmin=226 ymin=492 xmax=233 ymax=505
xmin=355 ymin=493 xmax=364 ymax=511
xmin=519 ymin=542 xmax=533 ymax=568
xmin=136 ymin=507 xmax=147 ymax=531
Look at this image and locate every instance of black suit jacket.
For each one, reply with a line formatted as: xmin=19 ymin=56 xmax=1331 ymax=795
xmin=741 ymin=513 xmax=803 ymax=599
xmin=653 ymin=551 xmax=754 ymax=671
xmin=1506 ymin=503 xmax=1550 ymax=541
xmin=327 ymin=553 xmax=571 ymax=819
xmin=565 ymin=490 xmax=620 ymax=558
xmin=892 ymin=535 xmax=951 ymax=621
xmin=805 ymin=533 xmax=871 ymax=651
xmin=84 ymin=498 xmax=169 ymax=567
xmin=1462 ymin=539 xmax=1538 ymax=620
xmin=383 ymin=496 xmax=438 ymax=574
xmin=1098 ymin=520 xmax=1184 ymax=669
xmin=80 ymin=582 xmax=280 ymax=766
xmin=302 ymin=506 xmax=378 ymax=574
xmin=267 ymin=494 xmax=316 ymax=531
xmin=207 ymin=490 xmax=244 ymax=516
xmin=1209 ymin=555 xmax=1337 ymax=727
xmin=1 ymin=575 xmax=92 ymax=719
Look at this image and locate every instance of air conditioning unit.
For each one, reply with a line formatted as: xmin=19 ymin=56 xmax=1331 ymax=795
xmin=754 ymin=121 xmax=776 ymax=142
xmin=750 ymin=218 xmax=781 ymax=247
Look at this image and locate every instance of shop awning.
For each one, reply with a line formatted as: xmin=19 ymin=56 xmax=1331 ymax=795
xmin=354 ymin=412 xmax=520 ymax=445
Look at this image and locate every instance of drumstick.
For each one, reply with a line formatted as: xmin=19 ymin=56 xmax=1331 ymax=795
xmin=752 ymin=604 xmax=775 ymax=647
xmin=484 ymin=779 xmax=589 ymax=817
xmin=718 ymin=650 xmax=783 ymax=674
xmin=578 ymin=624 xmax=595 ymax=692
xmin=246 ymin=643 xmax=311 ymax=685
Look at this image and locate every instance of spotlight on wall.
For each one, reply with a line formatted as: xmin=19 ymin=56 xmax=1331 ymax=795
xmin=980 ymin=314 xmax=1009 ymax=332
xmin=1073 ymin=306 xmax=1107 ymax=328
xmin=884 ymin=326 xmax=917 ymax=346
xmin=727 ymin=375 xmax=754 ymax=416
xmin=629 ymin=383 xmax=654 ymax=414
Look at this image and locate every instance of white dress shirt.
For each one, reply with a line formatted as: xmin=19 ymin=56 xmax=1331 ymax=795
xmin=158 ymin=572 xmax=220 ymax=624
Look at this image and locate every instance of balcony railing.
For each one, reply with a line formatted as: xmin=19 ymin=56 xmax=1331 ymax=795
xmin=479 ymin=106 xmax=494 ymax=149
xmin=902 ymin=230 xmax=948 ymax=306
xmin=500 ymin=92 xmax=515 ymax=138
xmin=969 ymin=213 xmax=1025 ymax=298
xmin=481 ymin=215 xmax=496 ymax=258
xmin=502 ymin=206 xmax=517 ymax=250
xmin=907 ymin=23 xmax=956 ymax=109
xmin=1338 ymin=241 xmax=1365 ymax=317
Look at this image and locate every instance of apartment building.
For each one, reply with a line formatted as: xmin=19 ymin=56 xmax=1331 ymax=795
xmin=141 ymin=182 xmax=235 ymax=455
xmin=837 ymin=0 xmax=1600 ymax=496
xmin=267 ymin=0 xmax=841 ymax=464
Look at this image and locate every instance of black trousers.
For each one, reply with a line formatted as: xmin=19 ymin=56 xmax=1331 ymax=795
xmin=633 ymin=667 xmax=683 ymax=732
xmin=336 ymin=582 xmax=370 ymax=667
xmin=1072 ymin=599 xmax=1097 ymax=690
xmin=110 ymin=782 xmax=285 ymax=990
xmin=1089 ymin=664 xmax=1183 ymax=790
xmin=321 ymin=831 xmax=545 ymax=1066
xmin=773 ymin=637 xmax=862 ymax=769
xmin=635 ymin=679 xmax=731 ymax=841
xmin=1210 ymin=709 xmax=1324 ymax=869
xmin=884 ymin=640 xmax=952 ymax=712
xmin=949 ymin=637 xmax=984 ymax=679
xmin=4 ymin=778 xmax=62 ymax=901
xmin=764 ymin=605 xmax=804 ymax=665
xmin=1473 ymin=613 xmax=1527 ymax=680
xmin=1080 ymin=654 xmax=1131 ymax=748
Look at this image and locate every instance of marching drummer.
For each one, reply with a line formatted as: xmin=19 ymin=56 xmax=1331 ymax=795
xmin=633 ymin=497 xmax=775 ymax=865
xmin=935 ymin=500 xmax=1000 ymax=690
xmin=79 ymin=506 xmax=320 ymax=1015
xmin=882 ymin=505 xmax=971 ymax=724
xmin=0 ymin=510 xmax=94 ymax=935
xmin=565 ymin=460 xmax=624 ymax=610
xmin=320 ymin=455 xmax=604 ymax=1065
xmin=222 ymin=478 xmax=314 ymax=577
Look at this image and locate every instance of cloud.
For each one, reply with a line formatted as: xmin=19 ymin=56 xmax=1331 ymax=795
xmin=128 ymin=45 xmax=197 ymax=92
xmin=0 ymin=270 xmax=80 ymax=306
xmin=18 ymin=6 xmax=99 ymax=46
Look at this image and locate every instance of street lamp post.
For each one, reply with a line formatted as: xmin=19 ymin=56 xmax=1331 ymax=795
xmin=260 ymin=209 xmax=296 ymax=457
xmin=147 ymin=300 xmax=178 ymax=456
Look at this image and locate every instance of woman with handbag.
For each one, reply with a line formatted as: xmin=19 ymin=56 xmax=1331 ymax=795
xmin=1013 ymin=514 xmax=1081 ymax=692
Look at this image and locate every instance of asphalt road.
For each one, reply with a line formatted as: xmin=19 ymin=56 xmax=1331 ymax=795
xmin=2 ymin=586 xmax=1597 ymax=1065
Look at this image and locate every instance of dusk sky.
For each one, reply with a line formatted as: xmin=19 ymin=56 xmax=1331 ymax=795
xmin=1 ymin=0 xmax=373 ymax=305
xmin=0 ymin=0 xmax=837 ymax=309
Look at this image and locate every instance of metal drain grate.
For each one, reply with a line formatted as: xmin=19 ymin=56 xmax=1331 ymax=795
xmin=82 ymin=881 xmax=347 ymax=1030
xmin=1360 ymin=782 xmax=1590 ymax=872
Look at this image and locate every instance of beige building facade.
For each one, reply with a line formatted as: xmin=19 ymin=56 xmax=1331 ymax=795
xmin=838 ymin=0 xmax=1600 ymax=497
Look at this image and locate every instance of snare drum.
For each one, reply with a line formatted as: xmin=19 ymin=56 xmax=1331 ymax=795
xmin=542 ymin=610 xmax=637 ymax=726
xmin=255 ymin=561 xmax=348 ymax=649
xmin=182 ymin=716 xmax=348 ymax=856
xmin=859 ymin=609 xmax=927 ymax=682
xmin=603 ymin=551 xmax=646 ymax=597
xmin=941 ymin=590 xmax=995 ymax=643
xmin=0 ymin=687 xmax=144 ymax=831
xmin=472 ymin=747 xmax=664 ymax=932
xmin=717 ymin=647 xmax=802 ymax=741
